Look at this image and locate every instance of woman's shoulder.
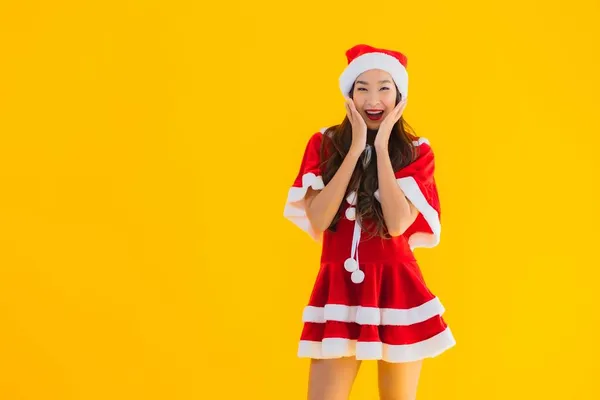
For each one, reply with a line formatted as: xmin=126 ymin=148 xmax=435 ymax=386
xmin=301 ymin=128 xmax=325 ymax=152
xmin=407 ymin=134 xmax=431 ymax=148
xmin=304 ymin=125 xmax=339 ymax=148
xmin=409 ymin=136 xmax=435 ymax=160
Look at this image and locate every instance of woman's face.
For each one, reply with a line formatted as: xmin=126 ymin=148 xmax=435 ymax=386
xmin=351 ymin=69 xmax=399 ymax=130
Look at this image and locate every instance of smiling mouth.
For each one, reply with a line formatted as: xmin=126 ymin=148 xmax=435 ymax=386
xmin=365 ymin=110 xmax=384 ymax=121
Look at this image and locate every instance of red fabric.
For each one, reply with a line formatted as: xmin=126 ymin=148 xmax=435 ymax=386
xmin=305 ymin=260 xmax=437 ymax=310
xmin=301 ymin=316 xmax=448 ymax=346
xmin=395 ymin=141 xmax=441 ymax=242
xmin=345 ymin=44 xmax=408 ymax=68
xmin=288 ymin=133 xmax=449 ymax=353
xmin=291 ymin=132 xmax=323 ymax=188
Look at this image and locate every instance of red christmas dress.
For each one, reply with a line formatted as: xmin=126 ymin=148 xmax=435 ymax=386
xmin=284 ymin=128 xmax=456 ymax=363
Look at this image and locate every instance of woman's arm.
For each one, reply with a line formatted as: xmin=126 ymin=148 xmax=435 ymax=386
xmin=375 ymin=145 xmax=419 ymax=236
xmin=304 ymin=149 xmax=362 ymax=233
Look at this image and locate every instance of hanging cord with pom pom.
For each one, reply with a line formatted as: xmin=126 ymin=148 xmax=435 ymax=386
xmin=343 ymin=144 xmax=373 ymax=284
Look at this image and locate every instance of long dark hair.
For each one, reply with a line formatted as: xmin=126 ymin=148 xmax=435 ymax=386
xmin=319 ymin=83 xmax=420 ymax=240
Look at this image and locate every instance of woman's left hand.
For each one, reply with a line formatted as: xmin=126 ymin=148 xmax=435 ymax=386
xmin=374 ymin=98 xmax=408 ymax=150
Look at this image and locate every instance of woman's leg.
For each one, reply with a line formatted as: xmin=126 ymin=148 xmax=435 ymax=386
xmin=308 ymin=357 xmax=362 ymax=400
xmin=377 ymin=359 xmax=423 ymax=400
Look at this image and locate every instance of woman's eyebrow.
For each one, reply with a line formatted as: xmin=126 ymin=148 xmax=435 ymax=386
xmin=356 ymin=80 xmax=393 ymax=85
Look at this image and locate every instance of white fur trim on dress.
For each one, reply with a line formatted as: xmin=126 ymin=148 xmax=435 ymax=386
xmin=397 ymin=176 xmax=441 ymax=249
xmin=284 ymin=172 xmax=325 ymax=241
xmin=339 ymin=52 xmax=409 ymax=99
xmin=298 ymin=327 xmax=456 ymax=363
xmin=302 ymin=297 xmax=445 ymax=326
xmin=413 ymin=137 xmax=429 ymax=146
xmin=373 ymin=137 xmax=440 ymax=249
xmin=374 ymin=177 xmax=440 ymax=249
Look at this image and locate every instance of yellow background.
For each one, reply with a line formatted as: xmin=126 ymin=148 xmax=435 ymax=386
xmin=1 ymin=0 xmax=599 ymax=399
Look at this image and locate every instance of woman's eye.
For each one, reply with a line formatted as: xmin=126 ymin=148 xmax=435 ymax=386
xmin=357 ymin=88 xmax=367 ymax=91
xmin=380 ymin=87 xmax=390 ymax=91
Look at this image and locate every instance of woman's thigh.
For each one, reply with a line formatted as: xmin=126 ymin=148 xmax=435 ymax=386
xmin=308 ymin=357 xmax=362 ymax=400
xmin=377 ymin=359 xmax=423 ymax=400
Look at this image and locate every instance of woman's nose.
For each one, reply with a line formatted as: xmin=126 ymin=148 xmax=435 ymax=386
xmin=366 ymin=91 xmax=382 ymax=103
xmin=366 ymin=95 xmax=382 ymax=107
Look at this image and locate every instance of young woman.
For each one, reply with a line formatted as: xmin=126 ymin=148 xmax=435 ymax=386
xmin=284 ymin=44 xmax=456 ymax=400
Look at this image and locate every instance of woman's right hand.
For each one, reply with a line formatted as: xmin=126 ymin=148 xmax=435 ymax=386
xmin=344 ymin=97 xmax=367 ymax=155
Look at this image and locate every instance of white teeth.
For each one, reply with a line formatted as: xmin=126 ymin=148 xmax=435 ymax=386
xmin=366 ymin=111 xmax=383 ymax=115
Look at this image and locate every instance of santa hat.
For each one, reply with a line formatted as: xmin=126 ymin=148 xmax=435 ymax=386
xmin=339 ymin=44 xmax=409 ymax=100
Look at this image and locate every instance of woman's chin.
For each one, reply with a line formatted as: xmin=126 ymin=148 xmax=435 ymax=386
xmin=366 ymin=122 xmax=381 ymax=131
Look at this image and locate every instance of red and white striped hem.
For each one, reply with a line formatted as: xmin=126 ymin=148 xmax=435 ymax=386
xmin=298 ymin=327 xmax=455 ymax=363
xmin=302 ymin=297 xmax=445 ymax=326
